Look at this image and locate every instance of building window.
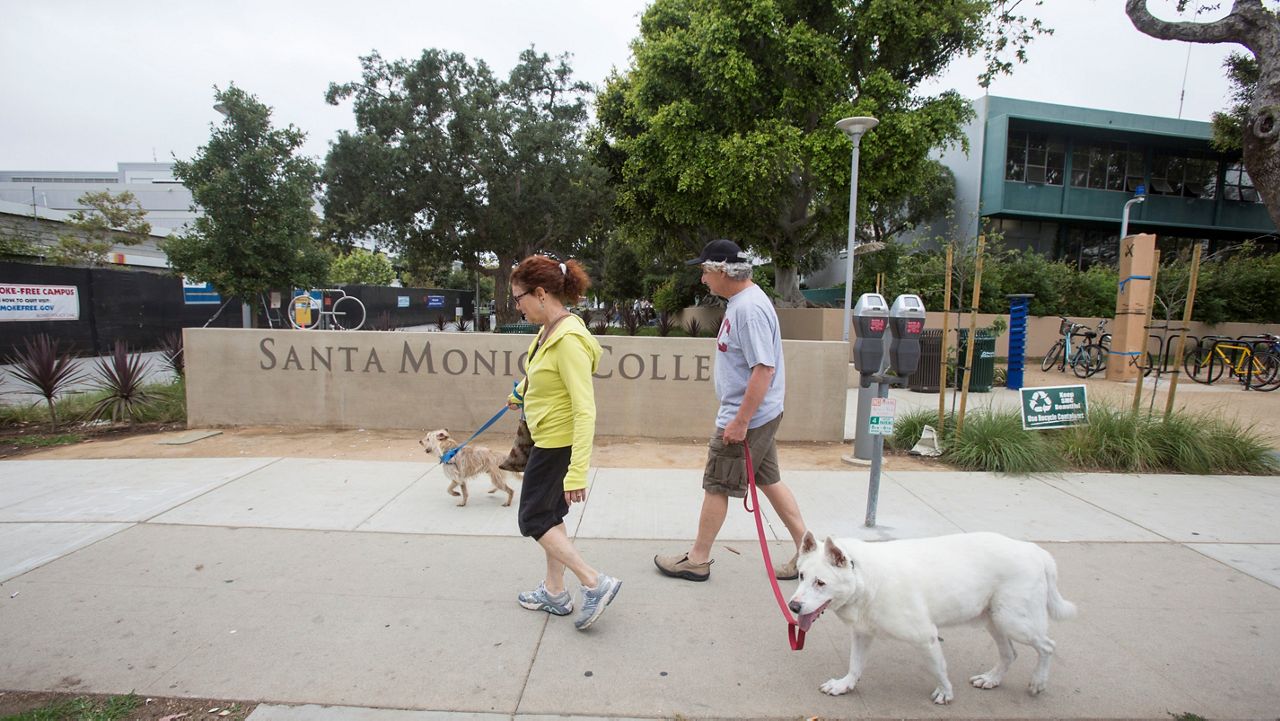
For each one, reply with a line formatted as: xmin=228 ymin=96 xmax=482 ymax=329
xmin=1151 ymin=153 xmax=1217 ymax=199
xmin=1223 ymin=162 xmax=1261 ymax=203
xmin=1005 ymin=131 xmax=1063 ymax=185
xmin=1071 ymin=142 xmax=1142 ymax=192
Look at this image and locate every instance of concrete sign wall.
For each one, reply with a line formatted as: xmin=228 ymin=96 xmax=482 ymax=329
xmin=184 ymin=329 xmax=849 ymax=441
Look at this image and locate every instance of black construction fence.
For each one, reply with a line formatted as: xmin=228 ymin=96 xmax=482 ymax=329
xmin=0 ymin=261 xmax=474 ymax=359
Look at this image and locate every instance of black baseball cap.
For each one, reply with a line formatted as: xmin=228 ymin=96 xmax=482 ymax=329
xmin=685 ymin=238 xmax=747 ymax=265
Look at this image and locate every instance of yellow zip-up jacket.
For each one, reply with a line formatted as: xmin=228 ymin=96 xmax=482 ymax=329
xmin=508 ymin=314 xmax=602 ymax=491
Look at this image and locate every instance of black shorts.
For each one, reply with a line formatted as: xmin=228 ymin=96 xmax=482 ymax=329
xmin=518 ymin=445 xmax=572 ymax=540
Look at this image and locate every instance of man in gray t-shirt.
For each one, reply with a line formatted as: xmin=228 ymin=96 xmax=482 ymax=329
xmin=655 ymin=239 xmax=810 ymax=583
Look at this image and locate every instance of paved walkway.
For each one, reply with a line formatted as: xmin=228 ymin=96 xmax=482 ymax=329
xmin=2 ymin=451 xmax=1278 ymax=719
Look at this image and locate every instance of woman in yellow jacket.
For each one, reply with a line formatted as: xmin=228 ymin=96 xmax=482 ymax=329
xmin=508 ymin=255 xmax=621 ymax=631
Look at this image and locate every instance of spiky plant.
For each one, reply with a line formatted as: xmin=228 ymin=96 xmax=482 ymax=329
xmin=683 ymin=317 xmax=703 ymax=338
xmin=157 ymin=331 xmax=185 ymax=378
xmin=621 ymin=307 xmax=642 ymax=335
xmin=455 ymin=318 xmax=473 ymax=332
xmin=434 ymin=314 xmax=449 ymax=331
xmin=656 ymin=312 xmax=676 ymax=337
xmin=5 ymin=333 xmax=85 ymax=427
xmin=87 ymin=340 xmax=155 ymax=424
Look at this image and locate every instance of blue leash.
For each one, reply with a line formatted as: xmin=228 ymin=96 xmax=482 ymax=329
xmin=440 ymin=402 xmax=513 ymax=464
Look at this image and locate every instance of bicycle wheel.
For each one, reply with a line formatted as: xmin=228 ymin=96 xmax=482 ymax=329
xmin=1041 ymin=341 xmax=1063 ymax=372
xmin=288 ymin=294 xmax=321 ymax=329
xmin=1072 ymin=344 xmax=1105 ymax=378
xmin=1246 ymin=350 xmax=1280 ymax=391
xmin=1183 ymin=345 xmax=1221 ymax=384
xmin=330 ymin=295 xmax=366 ymax=330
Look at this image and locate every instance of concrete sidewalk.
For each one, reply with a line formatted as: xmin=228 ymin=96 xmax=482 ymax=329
xmin=1 ymin=455 xmax=1278 ymax=719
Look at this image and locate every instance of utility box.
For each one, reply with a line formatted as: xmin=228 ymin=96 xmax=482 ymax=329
xmin=887 ymin=294 xmax=926 ymax=377
xmin=852 ymin=293 xmax=889 ymax=384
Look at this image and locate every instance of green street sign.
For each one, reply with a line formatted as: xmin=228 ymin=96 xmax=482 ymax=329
xmin=1020 ymin=385 xmax=1089 ymax=430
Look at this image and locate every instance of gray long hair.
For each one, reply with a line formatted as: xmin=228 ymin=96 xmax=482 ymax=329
xmin=702 ymin=260 xmax=753 ymax=281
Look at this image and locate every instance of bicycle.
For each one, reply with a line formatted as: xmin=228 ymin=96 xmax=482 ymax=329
xmin=288 ymin=289 xmax=367 ymax=330
xmin=1041 ymin=317 xmax=1107 ymax=378
xmin=1183 ymin=335 xmax=1280 ymax=391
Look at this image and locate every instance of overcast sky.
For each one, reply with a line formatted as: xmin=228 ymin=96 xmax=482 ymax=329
xmin=0 ymin=0 xmax=1252 ymax=172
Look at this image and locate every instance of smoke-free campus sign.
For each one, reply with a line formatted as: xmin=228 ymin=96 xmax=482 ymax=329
xmin=1020 ymin=384 xmax=1089 ymax=430
xmin=0 ymin=283 xmax=80 ymax=321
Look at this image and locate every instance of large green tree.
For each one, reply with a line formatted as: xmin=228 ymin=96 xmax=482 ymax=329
xmin=323 ymin=48 xmax=612 ymax=322
xmin=1126 ymin=0 xmax=1280 ymax=229
xmin=167 ymin=85 xmax=330 ymax=324
xmin=596 ymin=0 xmax=1047 ymax=305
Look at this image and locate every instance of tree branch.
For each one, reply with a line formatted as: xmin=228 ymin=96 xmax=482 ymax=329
xmin=1125 ymin=0 xmax=1259 ymax=51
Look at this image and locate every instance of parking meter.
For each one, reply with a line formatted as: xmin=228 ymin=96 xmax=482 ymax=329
xmin=887 ymin=294 xmax=927 ymax=377
xmin=852 ymin=293 xmax=889 ymax=383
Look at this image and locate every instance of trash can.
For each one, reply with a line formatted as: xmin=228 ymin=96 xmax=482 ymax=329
xmin=908 ymin=329 xmax=944 ymax=393
xmin=956 ymin=328 xmax=996 ymax=393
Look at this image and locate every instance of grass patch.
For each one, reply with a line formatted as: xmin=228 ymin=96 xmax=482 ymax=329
xmin=932 ymin=402 xmax=1279 ymax=475
xmin=2 ymin=693 xmax=139 ymax=721
xmin=0 ymin=381 xmax=185 ymax=429
xmin=10 ymin=433 xmax=84 ymax=449
xmin=945 ymin=409 xmax=1061 ymax=473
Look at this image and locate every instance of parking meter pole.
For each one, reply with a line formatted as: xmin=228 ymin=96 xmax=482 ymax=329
xmin=865 ymin=377 xmax=891 ymax=527
xmin=865 ymin=295 xmax=926 ymax=527
xmin=846 ymin=293 xmax=889 ymax=463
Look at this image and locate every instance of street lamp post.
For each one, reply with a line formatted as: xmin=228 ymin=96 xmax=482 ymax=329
xmin=1120 ymin=185 xmax=1146 ymax=240
xmin=836 ymin=116 xmax=879 ymax=343
xmin=212 ymin=102 xmax=253 ymax=329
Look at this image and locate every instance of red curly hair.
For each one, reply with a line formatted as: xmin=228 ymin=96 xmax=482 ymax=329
xmin=510 ymin=255 xmax=591 ymax=303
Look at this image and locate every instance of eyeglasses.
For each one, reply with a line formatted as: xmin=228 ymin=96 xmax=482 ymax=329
xmin=512 ymin=289 xmax=534 ymax=303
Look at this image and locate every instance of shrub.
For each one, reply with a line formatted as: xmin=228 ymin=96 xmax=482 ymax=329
xmin=4 ymin=333 xmax=85 ymax=427
xmin=86 ymin=340 xmax=155 ymax=424
xmin=683 ymin=316 xmax=703 ymax=338
xmin=945 ymin=409 xmax=1060 ymax=473
xmin=157 ymin=331 xmax=185 ymax=378
xmin=656 ymin=312 xmax=677 ymax=337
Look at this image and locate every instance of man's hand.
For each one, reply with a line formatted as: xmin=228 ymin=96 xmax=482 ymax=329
xmin=723 ymin=417 xmax=749 ymax=445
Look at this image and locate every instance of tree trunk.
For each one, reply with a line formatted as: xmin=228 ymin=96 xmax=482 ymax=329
xmin=494 ymin=254 xmax=521 ymax=324
xmin=773 ymin=266 xmax=807 ymax=307
xmin=1126 ymin=0 xmax=1280 ymax=228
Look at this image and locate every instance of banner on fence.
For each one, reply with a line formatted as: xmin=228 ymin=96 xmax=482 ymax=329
xmin=0 ymin=283 xmax=80 ymax=321
xmin=182 ymin=277 xmax=221 ymax=305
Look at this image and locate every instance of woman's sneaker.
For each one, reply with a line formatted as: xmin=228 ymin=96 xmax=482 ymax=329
xmin=574 ymin=574 xmax=622 ymax=630
xmin=518 ymin=582 xmax=573 ymax=616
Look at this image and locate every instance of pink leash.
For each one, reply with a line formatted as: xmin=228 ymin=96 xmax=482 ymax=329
xmin=742 ymin=445 xmax=806 ymax=651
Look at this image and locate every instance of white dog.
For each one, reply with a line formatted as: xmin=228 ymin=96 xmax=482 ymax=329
xmin=419 ymin=429 xmax=519 ymax=507
xmin=787 ymin=530 xmax=1075 ymax=705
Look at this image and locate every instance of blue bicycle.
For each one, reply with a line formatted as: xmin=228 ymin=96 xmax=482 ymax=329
xmin=1041 ymin=317 xmax=1108 ymax=378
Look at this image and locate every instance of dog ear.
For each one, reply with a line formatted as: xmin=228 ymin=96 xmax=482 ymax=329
xmin=823 ymin=537 xmax=848 ymax=568
xmin=800 ymin=530 xmax=817 ymax=555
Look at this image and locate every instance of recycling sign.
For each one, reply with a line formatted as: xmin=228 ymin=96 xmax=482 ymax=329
xmin=1020 ymin=385 xmax=1089 ymax=430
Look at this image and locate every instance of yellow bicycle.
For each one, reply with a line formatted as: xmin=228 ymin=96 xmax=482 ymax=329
xmin=1183 ymin=335 xmax=1280 ymax=391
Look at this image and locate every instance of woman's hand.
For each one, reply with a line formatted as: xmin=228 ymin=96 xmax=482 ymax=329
xmin=564 ymin=488 xmax=587 ymax=504
xmin=507 ymin=402 xmax=521 ymax=411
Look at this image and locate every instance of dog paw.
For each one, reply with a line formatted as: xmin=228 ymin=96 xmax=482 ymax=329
xmin=502 ymin=500 xmax=512 ymax=507
xmin=456 ymin=501 xmax=467 ymax=507
xmin=931 ymin=685 xmax=954 ymax=705
xmin=448 ymin=490 xmax=461 ymax=496
xmin=970 ymin=672 xmax=1002 ymax=690
xmin=820 ymin=676 xmax=856 ymax=696
xmin=1027 ymin=679 xmax=1046 ymax=696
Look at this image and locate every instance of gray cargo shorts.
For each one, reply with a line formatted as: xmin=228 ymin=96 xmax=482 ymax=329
xmin=701 ymin=413 xmax=783 ymax=498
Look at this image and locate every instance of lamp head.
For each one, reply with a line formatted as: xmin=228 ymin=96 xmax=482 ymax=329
xmin=212 ymin=102 xmax=230 ymax=117
xmin=835 ymin=116 xmax=879 ymax=139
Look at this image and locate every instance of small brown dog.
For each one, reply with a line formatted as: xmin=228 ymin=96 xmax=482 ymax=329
xmin=420 ymin=428 xmax=519 ymax=507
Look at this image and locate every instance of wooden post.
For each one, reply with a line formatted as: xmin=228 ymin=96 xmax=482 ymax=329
xmin=955 ymin=235 xmax=985 ymax=435
xmin=1131 ymin=250 xmax=1160 ymax=413
xmin=938 ymin=244 xmax=953 ymax=437
xmin=1165 ymin=244 xmax=1202 ymax=419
